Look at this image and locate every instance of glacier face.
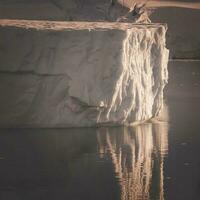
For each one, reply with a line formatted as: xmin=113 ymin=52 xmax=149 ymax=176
xmin=0 ymin=21 xmax=169 ymax=127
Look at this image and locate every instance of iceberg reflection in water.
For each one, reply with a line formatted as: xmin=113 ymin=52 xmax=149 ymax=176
xmin=97 ymin=121 xmax=168 ymax=200
xmin=0 ymin=108 xmax=168 ymax=200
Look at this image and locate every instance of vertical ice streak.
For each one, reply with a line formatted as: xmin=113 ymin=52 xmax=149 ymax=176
xmin=106 ymin=25 xmax=169 ymax=124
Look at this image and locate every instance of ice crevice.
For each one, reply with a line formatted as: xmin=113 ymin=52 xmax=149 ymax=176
xmin=0 ymin=21 xmax=169 ymax=127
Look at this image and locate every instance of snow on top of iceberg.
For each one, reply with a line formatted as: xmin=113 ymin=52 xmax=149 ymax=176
xmin=0 ymin=19 xmax=167 ymax=31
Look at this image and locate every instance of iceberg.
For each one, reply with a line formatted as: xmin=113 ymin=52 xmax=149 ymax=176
xmin=0 ymin=20 xmax=169 ymax=127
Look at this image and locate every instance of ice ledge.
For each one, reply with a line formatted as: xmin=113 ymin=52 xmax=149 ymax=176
xmin=0 ymin=19 xmax=167 ymax=31
xmin=0 ymin=20 xmax=169 ymax=127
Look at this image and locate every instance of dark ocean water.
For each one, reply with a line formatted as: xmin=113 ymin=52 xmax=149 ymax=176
xmin=0 ymin=61 xmax=199 ymax=200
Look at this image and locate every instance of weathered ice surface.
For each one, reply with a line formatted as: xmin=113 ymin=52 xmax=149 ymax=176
xmin=0 ymin=20 xmax=169 ymax=127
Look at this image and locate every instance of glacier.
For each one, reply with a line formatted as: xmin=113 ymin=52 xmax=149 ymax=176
xmin=0 ymin=20 xmax=169 ymax=127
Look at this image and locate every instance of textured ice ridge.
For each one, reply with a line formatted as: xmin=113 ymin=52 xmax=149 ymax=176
xmin=0 ymin=21 xmax=169 ymax=127
xmin=121 ymin=27 xmax=168 ymax=123
xmin=100 ymin=27 xmax=169 ymax=125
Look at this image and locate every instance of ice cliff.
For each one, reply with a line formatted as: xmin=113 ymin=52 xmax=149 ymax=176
xmin=0 ymin=20 xmax=169 ymax=127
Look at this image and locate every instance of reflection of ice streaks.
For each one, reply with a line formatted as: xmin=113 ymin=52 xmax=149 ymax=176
xmin=97 ymin=122 xmax=168 ymax=200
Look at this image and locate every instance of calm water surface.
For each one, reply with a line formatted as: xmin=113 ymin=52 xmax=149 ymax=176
xmin=0 ymin=61 xmax=200 ymax=200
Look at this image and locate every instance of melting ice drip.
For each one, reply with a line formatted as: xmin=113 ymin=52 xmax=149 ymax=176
xmin=97 ymin=121 xmax=168 ymax=200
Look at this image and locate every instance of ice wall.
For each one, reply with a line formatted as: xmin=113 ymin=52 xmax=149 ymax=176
xmin=0 ymin=20 xmax=169 ymax=127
